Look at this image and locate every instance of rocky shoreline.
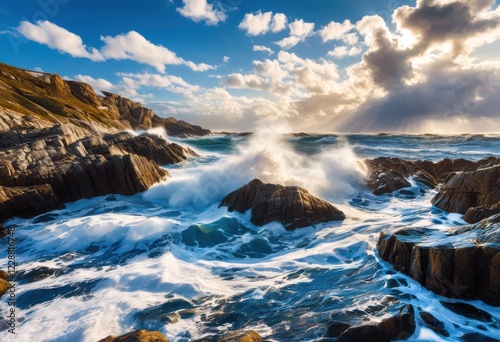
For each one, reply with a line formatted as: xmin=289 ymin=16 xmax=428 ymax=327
xmin=1 ymin=62 xmax=499 ymax=341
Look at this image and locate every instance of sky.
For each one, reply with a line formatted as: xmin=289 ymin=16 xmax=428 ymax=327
xmin=1 ymin=0 xmax=500 ymax=133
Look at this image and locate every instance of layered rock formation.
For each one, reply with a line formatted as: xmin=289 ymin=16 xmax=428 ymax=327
xmin=0 ymin=124 xmax=196 ymax=222
xmin=98 ymin=330 xmax=169 ymax=342
xmin=0 ymin=62 xmax=211 ymax=137
xmin=377 ymin=215 xmax=500 ymax=306
xmin=219 ymin=179 xmax=345 ymax=230
xmin=432 ymin=164 xmax=500 ymax=223
xmin=364 ymin=157 xmax=499 ymax=196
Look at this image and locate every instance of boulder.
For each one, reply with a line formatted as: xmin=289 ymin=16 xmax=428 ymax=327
xmin=0 ymin=274 xmax=11 ymax=299
xmin=98 ymin=330 xmax=169 ymax=342
xmin=328 ymin=305 xmax=415 ymax=341
xmin=377 ymin=215 xmax=500 ymax=306
xmin=219 ymin=179 xmax=345 ymax=230
xmin=194 ymin=330 xmax=262 ymax=342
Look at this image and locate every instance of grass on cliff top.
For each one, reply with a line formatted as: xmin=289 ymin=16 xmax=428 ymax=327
xmin=0 ymin=63 xmax=128 ymax=130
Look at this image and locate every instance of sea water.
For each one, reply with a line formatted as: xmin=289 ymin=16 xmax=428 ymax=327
xmin=1 ymin=133 xmax=500 ymax=341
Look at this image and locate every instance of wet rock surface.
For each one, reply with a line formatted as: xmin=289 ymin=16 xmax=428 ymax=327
xmin=98 ymin=329 xmax=169 ymax=342
xmin=377 ymin=215 xmax=500 ymax=306
xmin=220 ymin=179 xmax=345 ymax=230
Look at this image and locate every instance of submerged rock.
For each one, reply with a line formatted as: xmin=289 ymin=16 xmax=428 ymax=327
xmin=327 ymin=305 xmax=416 ymax=341
xmin=377 ymin=215 xmax=500 ymax=306
xmin=98 ymin=330 xmax=169 ymax=342
xmin=219 ymin=179 xmax=345 ymax=230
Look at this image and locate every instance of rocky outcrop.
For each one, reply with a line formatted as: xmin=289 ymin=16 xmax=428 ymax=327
xmin=219 ymin=179 xmax=345 ymax=230
xmin=98 ymin=330 xmax=169 ymax=342
xmin=0 ymin=62 xmax=211 ymax=138
xmin=153 ymin=116 xmax=211 ymax=138
xmin=377 ymin=215 xmax=500 ymax=306
xmin=326 ymin=305 xmax=416 ymax=341
xmin=364 ymin=157 xmax=500 ymax=196
xmin=0 ymin=124 xmax=196 ymax=222
xmin=0 ymin=270 xmax=11 ymax=299
xmin=432 ymin=164 xmax=500 ymax=223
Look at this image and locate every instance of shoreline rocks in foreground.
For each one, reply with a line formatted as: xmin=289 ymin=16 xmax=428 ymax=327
xmin=219 ymin=179 xmax=345 ymax=230
xmin=0 ymin=124 xmax=196 ymax=222
xmin=98 ymin=329 xmax=169 ymax=342
xmin=377 ymin=214 xmax=500 ymax=306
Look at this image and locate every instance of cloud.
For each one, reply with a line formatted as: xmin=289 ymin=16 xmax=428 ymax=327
xmin=74 ymin=74 xmax=115 ymax=91
xmin=16 ymin=20 xmax=104 ymax=61
xmin=276 ymin=19 xmax=315 ymax=49
xmin=176 ymin=0 xmax=227 ymax=25
xmin=328 ymin=46 xmax=362 ymax=59
xmin=223 ymin=56 xmax=230 ymax=63
xmin=253 ymin=45 xmax=275 ymax=55
xmin=238 ymin=11 xmax=288 ymax=36
xmin=319 ymin=19 xmax=354 ymax=42
xmin=100 ymin=31 xmax=215 ymax=73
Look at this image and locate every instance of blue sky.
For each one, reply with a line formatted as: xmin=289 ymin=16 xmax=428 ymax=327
xmin=1 ymin=0 xmax=500 ymax=133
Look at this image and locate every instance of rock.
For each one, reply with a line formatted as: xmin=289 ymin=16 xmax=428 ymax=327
xmin=193 ymin=330 xmax=262 ymax=342
xmin=432 ymin=165 xmax=500 ymax=222
xmin=154 ymin=116 xmax=211 ymax=138
xmin=463 ymin=204 xmax=500 ymax=224
xmin=440 ymin=301 xmax=492 ymax=322
xmin=98 ymin=330 xmax=169 ymax=342
xmin=219 ymin=179 xmax=345 ymax=230
xmin=17 ymin=266 xmax=63 ymax=284
xmin=461 ymin=333 xmax=500 ymax=342
xmin=332 ymin=305 xmax=415 ymax=341
xmin=65 ymin=80 xmax=101 ymax=106
xmin=0 ymin=224 xmax=7 ymax=238
xmin=0 ymin=270 xmax=8 ymax=280
xmin=217 ymin=330 xmax=262 ymax=342
xmin=0 ymin=278 xmax=11 ymax=299
xmin=419 ymin=310 xmax=449 ymax=337
xmin=0 ymin=126 xmax=201 ymax=222
xmin=377 ymin=216 xmax=500 ymax=306
xmin=364 ymin=157 xmax=500 ymax=196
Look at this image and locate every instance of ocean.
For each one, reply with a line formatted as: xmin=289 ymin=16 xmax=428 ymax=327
xmin=2 ymin=132 xmax=500 ymax=341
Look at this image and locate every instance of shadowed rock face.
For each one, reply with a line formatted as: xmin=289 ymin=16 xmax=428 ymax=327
xmin=364 ymin=157 xmax=500 ymax=196
xmin=98 ymin=329 xmax=169 ymax=342
xmin=377 ymin=215 xmax=500 ymax=306
xmin=219 ymin=179 xmax=345 ymax=230
xmin=0 ymin=125 xmax=196 ymax=222
xmin=432 ymin=164 xmax=500 ymax=223
xmin=327 ymin=305 xmax=416 ymax=341
xmin=365 ymin=157 xmax=500 ymax=223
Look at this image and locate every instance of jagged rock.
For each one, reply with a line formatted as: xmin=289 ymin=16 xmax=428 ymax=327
xmin=364 ymin=157 xmax=500 ymax=196
xmin=377 ymin=215 xmax=500 ymax=306
xmin=329 ymin=305 xmax=416 ymax=341
xmin=98 ymin=329 xmax=169 ymax=342
xmin=65 ymin=80 xmax=101 ymax=106
xmin=463 ymin=204 xmax=500 ymax=224
xmin=17 ymin=266 xmax=63 ymax=284
xmin=154 ymin=116 xmax=211 ymax=138
xmin=419 ymin=310 xmax=449 ymax=337
xmin=0 ymin=270 xmax=11 ymax=299
xmin=0 ymin=126 xmax=202 ymax=221
xmin=0 ymin=224 xmax=8 ymax=238
xmin=219 ymin=179 xmax=345 ymax=230
xmin=432 ymin=164 xmax=500 ymax=222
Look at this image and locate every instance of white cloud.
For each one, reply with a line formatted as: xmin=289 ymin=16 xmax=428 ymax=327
xmin=176 ymin=0 xmax=227 ymax=26
xmin=328 ymin=46 xmax=362 ymax=58
xmin=100 ymin=31 xmax=215 ymax=73
xmin=253 ymin=59 xmax=287 ymax=81
xmin=223 ymin=56 xmax=230 ymax=63
xmin=16 ymin=20 xmax=104 ymax=61
xmin=275 ymin=19 xmax=315 ymax=50
xmin=319 ymin=19 xmax=354 ymax=42
xmin=117 ymin=72 xmax=201 ymax=94
xmin=238 ymin=11 xmax=273 ymax=36
xmin=238 ymin=11 xmax=288 ymax=36
xmin=253 ymin=45 xmax=275 ymax=55
xmin=271 ymin=13 xmax=288 ymax=33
